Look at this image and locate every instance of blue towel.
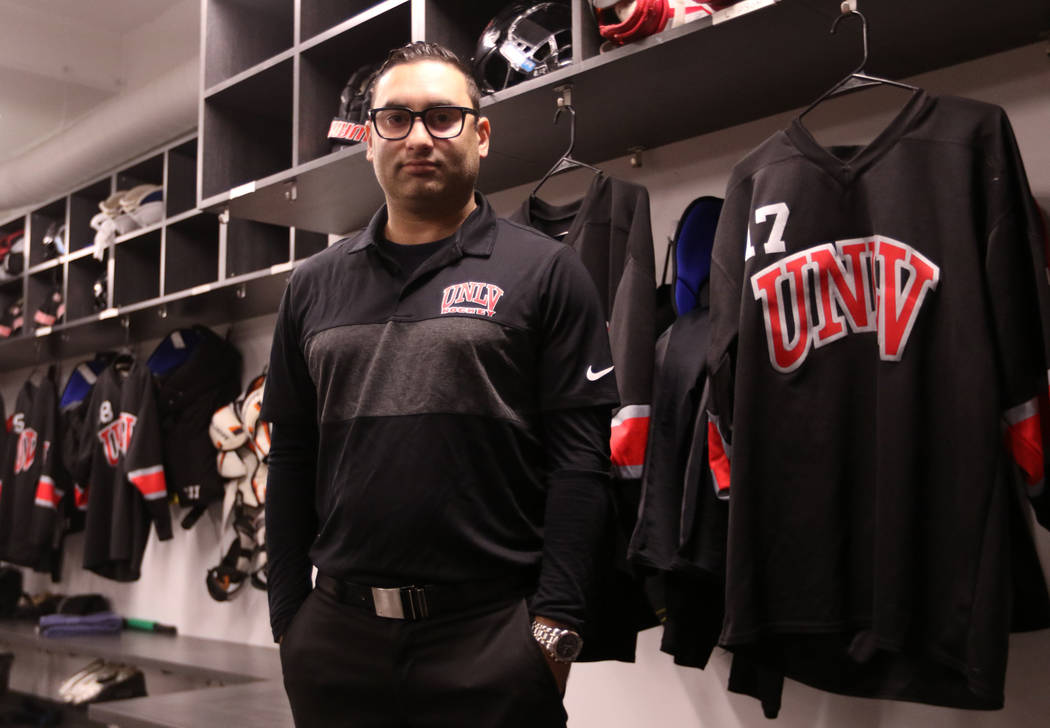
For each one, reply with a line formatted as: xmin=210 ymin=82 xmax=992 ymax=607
xmin=39 ymin=611 xmax=123 ymax=638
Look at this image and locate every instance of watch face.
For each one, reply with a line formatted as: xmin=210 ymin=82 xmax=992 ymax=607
xmin=554 ymin=631 xmax=583 ymax=662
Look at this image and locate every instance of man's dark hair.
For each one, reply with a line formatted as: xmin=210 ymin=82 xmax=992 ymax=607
xmin=371 ymin=41 xmax=481 ymax=112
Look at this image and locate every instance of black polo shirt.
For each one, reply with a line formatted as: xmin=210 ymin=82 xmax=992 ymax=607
xmin=262 ymin=192 xmax=618 ymax=592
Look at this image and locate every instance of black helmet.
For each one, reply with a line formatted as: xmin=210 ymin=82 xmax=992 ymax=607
xmin=93 ymin=270 xmax=108 ymax=311
xmin=0 ymin=297 xmax=24 ymax=338
xmin=42 ymin=222 xmax=67 ymax=260
xmin=327 ymin=63 xmax=379 ymax=152
xmin=472 ymin=2 xmax=573 ymax=95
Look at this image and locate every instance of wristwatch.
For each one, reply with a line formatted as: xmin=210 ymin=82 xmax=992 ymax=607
xmin=531 ymin=620 xmax=583 ymax=663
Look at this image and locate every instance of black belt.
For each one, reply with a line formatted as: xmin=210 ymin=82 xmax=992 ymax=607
xmin=315 ymin=572 xmax=527 ymax=620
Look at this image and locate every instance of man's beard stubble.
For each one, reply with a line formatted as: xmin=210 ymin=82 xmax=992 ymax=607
xmin=391 ymin=155 xmax=479 ymax=216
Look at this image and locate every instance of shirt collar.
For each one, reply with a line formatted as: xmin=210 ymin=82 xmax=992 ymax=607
xmin=344 ymin=190 xmax=497 ymax=258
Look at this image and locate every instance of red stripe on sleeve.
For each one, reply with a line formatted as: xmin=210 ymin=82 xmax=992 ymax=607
xmin=1004 ymin=399 xmax=1044 ymax=486
xmin=34 ymin=476 xmax=60 ymax=509
xmin=610 ymin=405 xmax=651 ymax=479
xmin=128 ymin=465 xmax=167 ymax=500
xmin=707 ymin=419 xmax=731 ymax=496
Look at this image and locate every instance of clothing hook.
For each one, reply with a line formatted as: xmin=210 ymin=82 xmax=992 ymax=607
xmin=830 ymin=7 xmax=869 ymax=75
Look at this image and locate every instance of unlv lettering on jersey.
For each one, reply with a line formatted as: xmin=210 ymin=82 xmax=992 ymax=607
xmin=97 ymin=413 xmax=138 ymax=467
xmin=751 ymin=236 xmax=940 ymax=372
xmin=440 ymin=281 xmax=504 ymax=317
xmin=14 ymin=428 xmax=38 ymax=474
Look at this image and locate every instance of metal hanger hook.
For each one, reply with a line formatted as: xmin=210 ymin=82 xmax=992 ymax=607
xmin=830 ymin=9 xmax=869 ymax=75
xmin=121 ymin=314 xmax=131 ymax=350
xmin=553 ymin=104 xmax=577 ymax=160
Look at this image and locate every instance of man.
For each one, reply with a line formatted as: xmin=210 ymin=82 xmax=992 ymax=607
xmin=262 ymin=41 xmax=619 ymax=727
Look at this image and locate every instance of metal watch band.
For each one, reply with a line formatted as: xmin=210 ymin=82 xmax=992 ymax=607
xmin=530 ymin=620 xmax=583 ymax=663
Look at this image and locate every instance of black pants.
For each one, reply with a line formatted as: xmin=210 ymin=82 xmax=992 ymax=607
xmin=280 ymin=587 xmax=568 ymax=727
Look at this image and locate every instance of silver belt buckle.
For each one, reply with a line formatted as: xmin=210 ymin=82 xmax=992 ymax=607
xmin=371 ymin=586 xmax=430 ymax=620
xmin=371 ymin=587 xmax=405 ymax=619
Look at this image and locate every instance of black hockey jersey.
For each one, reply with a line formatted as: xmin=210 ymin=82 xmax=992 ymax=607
xmin=0 ymin=368 xmax=69 ymax=577
xmin=0 ymin=393 xmax=5 ymax=497
xmin=74 ymin=360 xmax=172 ymax=581
xmin=628 ymin=299 xmax=729 ymax=671
xmin=706 ymin=92 xmax=1050 ymax=711
xmin=512 ymin=174 xmax=657 ymax=480
xmin=60 ymin=355 xmax=116 ymax=534
xmin=149 ymin=326 xmax=242 ymax=523
xmin=512 ymin=174 xmax=661 ymax=658
xmin=629 ymin=301 xmax=721 ymax=575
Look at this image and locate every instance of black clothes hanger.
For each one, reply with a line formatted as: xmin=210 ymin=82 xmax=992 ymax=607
xmin=113 ymin=351 xmax=134 ymax=372
xmin=29 ymin=340 xmax=47 ymax=381
xmin=113 ymin=316 xmax=135 ymax=373
xmin=530 ymin=103 xmax=602 ymax=200
xmin=798 ymin=8 xmax=919 ymax=121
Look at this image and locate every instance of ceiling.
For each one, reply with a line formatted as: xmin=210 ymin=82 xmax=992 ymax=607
xmin=0 ymin=0 xmax=198 ymax=166
xmin=9 ymin=0 xmax=183 ymax=32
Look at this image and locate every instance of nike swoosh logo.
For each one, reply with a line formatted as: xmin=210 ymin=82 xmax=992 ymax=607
xmin=586 ymin=365 xmax=615 ymax=381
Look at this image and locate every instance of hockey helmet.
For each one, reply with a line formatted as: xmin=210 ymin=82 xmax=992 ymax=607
xmin=92 ymin=270 xmax=108 ymax=311
xmin=33 ymin=286 xmax=65 ymax=327
xmin=0 ymin=230 xmax=25 ymax=278
xmin=42 ymin=222 xmax=67 ymax=259
xmin=328 ymin=63 xmax=379 ymax=151
xmin=472 ymin=2 xmax=573 ymax=94
xmin=591 ymin=0 xmax=713 ymax=47
xmin=0 ymin=229 xmax=16 ymax=255
xmin=0 ymin=298 xmax=24 ymax=338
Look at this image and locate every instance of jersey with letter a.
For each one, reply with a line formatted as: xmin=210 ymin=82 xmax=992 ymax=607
xmin=75 ymin=360 xmax=172 ymax=581
xmin=706 ymin=92 xmax=1050 ymax=711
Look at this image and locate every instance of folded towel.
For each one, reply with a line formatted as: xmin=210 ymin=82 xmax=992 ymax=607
xmin=39 ymin=611 xmax=123 ymax=638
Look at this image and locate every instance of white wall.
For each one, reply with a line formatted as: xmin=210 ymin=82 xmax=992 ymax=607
xmin=1 ymin=39 xmax=1048 ymax=728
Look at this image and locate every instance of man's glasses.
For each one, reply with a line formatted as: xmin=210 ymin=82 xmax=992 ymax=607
xmin=369 ymin=106 xmax=479 ymax=140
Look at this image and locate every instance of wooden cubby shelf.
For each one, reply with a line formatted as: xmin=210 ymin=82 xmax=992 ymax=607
xmin=0 ymin=130 xmax=324 ymax=372
xmin=192 ymin=0 xmax=1048 ymax=236
xmin=203 ymin=0 xmax=294 ymax=89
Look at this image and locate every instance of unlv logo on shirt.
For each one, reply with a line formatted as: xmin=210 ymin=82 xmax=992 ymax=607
xmin=14 ymin=427 xmax=37 ymax=474
xmin=98 ymin=413 xmax=138 ymax=467
xmin=440 ymin=281 xmax=504 ymax=317
xmin=751 ymin=235 xmax=940 ymax=372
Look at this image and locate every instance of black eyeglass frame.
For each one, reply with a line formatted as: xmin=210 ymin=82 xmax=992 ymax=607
xmin=368 ymin=105 xmax=479 ymax=140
